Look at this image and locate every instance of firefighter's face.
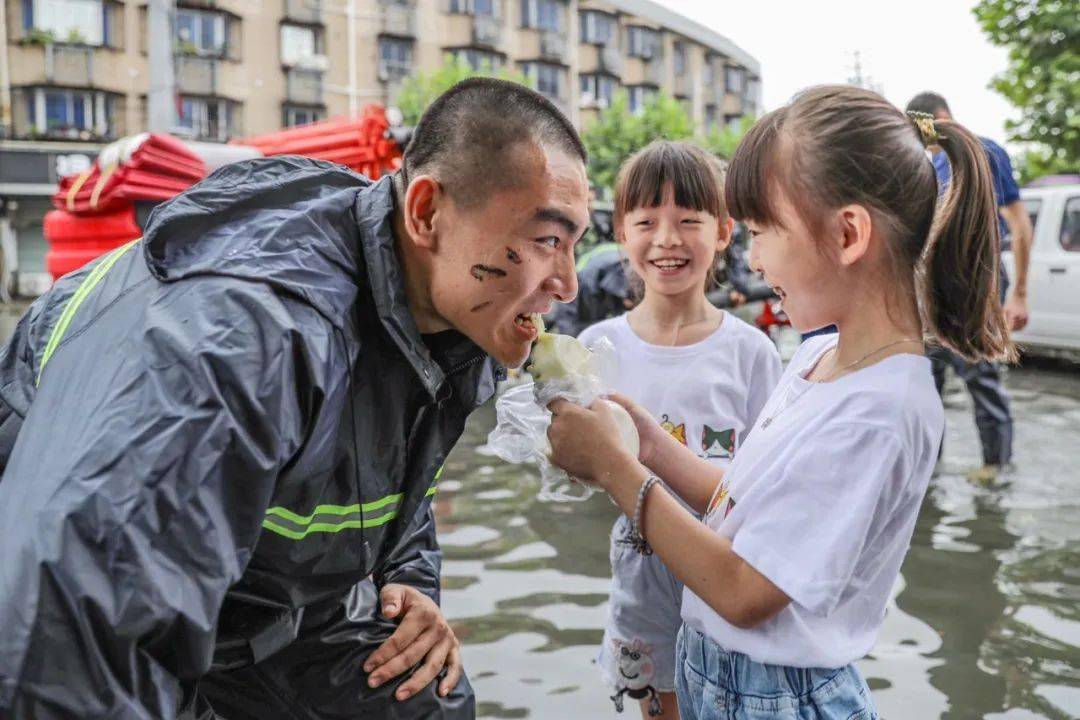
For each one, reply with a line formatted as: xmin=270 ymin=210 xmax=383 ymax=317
xmin=424 ymin=143 xmax=588 ymax=367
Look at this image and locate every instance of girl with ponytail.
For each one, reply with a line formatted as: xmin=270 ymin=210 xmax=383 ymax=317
xmin=544 ymin=85 xmax=1011 ymax=719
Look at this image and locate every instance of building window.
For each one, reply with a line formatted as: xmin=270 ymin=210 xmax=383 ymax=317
xmin=178 ymin=96 xmax=232 ymax=141
xmin=379 ymin=38 xmax=413 ymax=81
xmin=579 ymin=10 xmax=613 ymax=45
xmin=520 ymin=0 xmax=560 ymax=32
xmin=283 ymin=105 xmax=325 ymax=127
xmin=673 ymin=41 xmax=686 ymax=77
xmin=724 ymin=66 xmax=744 ymax=94
xmin=447 ymin=48 xmax=502 ymax=71
xmin=281 ymin=24 xmax=321 ymax=66
xmin=704 ymin=104 xmax=717 ymax=131
xmin=580 ymin=73 xmax=615 ymax=108
xmin=448 ymin=0 xmax=497 ymax=17
xmin=520 ymin=61 xmax=563 ymax=100
xmin=626 ymin=26 xmax=659 ymax=60
xmin=28 ymin=0 xmax=105 ymax=45
xmin=724 ymin=113 xmax=743 ymax=130
xmin=703 ymin=56 xmax=716 ymax=88
xmin=175 ymin=8 xmax=227 ymax=56
xmin=627 ymin=85 xmax=656 ymax=114
xmin=33 ymin=88 xmax=112 ymax=137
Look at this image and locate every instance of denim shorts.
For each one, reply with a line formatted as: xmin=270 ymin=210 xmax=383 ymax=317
xmin=675 ymin=625 xmax=879 ymax=720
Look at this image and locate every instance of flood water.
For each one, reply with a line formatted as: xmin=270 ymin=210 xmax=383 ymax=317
xmin=2 ymin=302 xmax=1076 ymax=719
xmin=436 ymin=357 xmax=1080 ymax=719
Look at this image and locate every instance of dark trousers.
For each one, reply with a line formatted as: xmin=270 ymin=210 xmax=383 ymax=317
xmin=931 ymin=266 xmax=1014 ymax=466
xmin=930 ymin=347 xmax=1013 ymax=466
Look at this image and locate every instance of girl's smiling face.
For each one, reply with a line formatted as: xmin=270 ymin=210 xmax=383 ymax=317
xmin=620 ymin=184 xmax=732 ymax=299
xmin=746 ymin=191 xmax=842 ymax=334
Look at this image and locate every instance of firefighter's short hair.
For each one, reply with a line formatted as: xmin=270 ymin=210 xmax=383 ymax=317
xmin=401 ymin=77 xmax=587 ymax=207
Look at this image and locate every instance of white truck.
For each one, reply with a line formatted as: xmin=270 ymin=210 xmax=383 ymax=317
xmin=1002 ymin=178 xmax=1080 ymax=356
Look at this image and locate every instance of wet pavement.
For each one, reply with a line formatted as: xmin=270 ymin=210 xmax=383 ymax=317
xmin=436 ymin=356 xmax=1080 ymax=719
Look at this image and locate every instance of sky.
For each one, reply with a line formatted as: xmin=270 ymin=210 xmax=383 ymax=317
xmin=658 ymin=0 xmax=1019 ymax=148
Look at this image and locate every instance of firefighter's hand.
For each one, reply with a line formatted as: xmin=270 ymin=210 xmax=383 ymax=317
xmin=364 ymin=584 xmax=462 ymax=701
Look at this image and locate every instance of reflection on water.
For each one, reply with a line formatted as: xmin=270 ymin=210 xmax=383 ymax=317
xmin=2 ymin=302 xmax=1072 ymax=718
xmin=436 ymin=362 xmax=1080 ymax=719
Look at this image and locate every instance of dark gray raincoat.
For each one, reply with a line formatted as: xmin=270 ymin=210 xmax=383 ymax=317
xmin=0 ymin=156 xmax=499 ymax=719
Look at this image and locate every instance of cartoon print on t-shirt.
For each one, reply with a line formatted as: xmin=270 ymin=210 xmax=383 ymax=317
xmin=701 ymin=425 xmax=736 ymax=459
xmin=660 ymin=415 xmax=687 ymax=446
xmin=608 ymin=637 xmax=664 ymax=716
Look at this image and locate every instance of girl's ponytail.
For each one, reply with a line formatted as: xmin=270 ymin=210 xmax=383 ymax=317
xmin=913 ymin=113 xmax=1016 ymax=363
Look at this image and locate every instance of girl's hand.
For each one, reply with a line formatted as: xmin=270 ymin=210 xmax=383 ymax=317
xmin=605 ymin=392 xmax=670 ymax=468
xmin=547 ymin=398 xmax=636 ymax=487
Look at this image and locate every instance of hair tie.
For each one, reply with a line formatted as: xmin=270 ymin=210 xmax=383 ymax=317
xmin=907 ymin=111 xmax=939 ymax=147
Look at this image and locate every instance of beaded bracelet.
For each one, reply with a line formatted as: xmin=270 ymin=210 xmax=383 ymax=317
xmin=618 ymin=476 xmax=661 ymax=556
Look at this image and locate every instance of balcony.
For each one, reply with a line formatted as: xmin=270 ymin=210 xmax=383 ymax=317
xmin=598 ymin=45 xmax=622 ymax=76
xmin=673 ymin=71 xmax=691 ymax=98
xmin=472 ymin=15 xmax=503 ymax=48
xmin=44 ymin=44 xmax=95 ymax=87
xmin=381 ymin=2 xmax=416 ymax=36
xmin=707 ymin=80 xmax=724 ymax=106
xmin=284 ymin=0 xmax=322 ymax=24
xmin=175 ymin=55 xmax=218 ymax=95
xmin=286 ymin=68 xmax=323 ymax=104
xmin=539 ymin=30 xmax=566 ymax=61
xmin=645 ymin=58 xmax=665 ymax=86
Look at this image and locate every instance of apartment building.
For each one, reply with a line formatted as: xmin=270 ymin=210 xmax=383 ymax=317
xmin=0 ymin=0 xmax=759 ymax=292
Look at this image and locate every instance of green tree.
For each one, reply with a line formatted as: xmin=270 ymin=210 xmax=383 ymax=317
xmin=396 ymin=56 xmax=531 ymax=125
xmin=973 ymin=0 xmax=1079 ymax=182
xmin=580 ymin=91 xmax=695 ymax=191
xmin=702 ymin=114 xmax=756 ymax=161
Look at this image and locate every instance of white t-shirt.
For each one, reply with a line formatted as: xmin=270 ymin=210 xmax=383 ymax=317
xmin=578 ymin=313 xmax=781 ymax=473
xmin=681 ymin=334 xmax=944 ymax=669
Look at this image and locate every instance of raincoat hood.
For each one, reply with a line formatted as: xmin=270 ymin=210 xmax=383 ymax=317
xmin=143 ymin=155 xmax=367 ymax=331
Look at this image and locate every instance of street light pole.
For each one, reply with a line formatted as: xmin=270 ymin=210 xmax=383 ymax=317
xmin=147 ymin=0 xmax=176 ymax=132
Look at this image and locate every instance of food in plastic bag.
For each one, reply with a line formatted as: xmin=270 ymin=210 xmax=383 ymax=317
xmin=483 ymin=314 xmax=638 ymax=501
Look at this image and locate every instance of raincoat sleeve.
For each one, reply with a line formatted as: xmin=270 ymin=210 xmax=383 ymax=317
xmin=0 ymin=270 xmax=83 ymax=476
xmin=0 ymin=300 xmax=41 ymax=475
xmin=0 ymin=281 xmax=315 ymax=718
xmin=376 ymin=501 xmax=443 ymax=604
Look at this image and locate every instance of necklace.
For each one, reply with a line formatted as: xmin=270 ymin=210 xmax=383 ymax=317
xmin=760 ymin=337 xmax=922 ymax=429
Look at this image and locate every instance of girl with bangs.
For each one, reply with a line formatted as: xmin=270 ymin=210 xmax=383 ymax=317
xmin=547 ymin=86 xmax=1013 ymax=719
xmin=577 ymin=140 xmax=781 ymax=719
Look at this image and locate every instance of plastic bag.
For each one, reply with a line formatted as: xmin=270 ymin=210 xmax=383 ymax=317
xmin=483 ymin=337 xmax=623 ymax=502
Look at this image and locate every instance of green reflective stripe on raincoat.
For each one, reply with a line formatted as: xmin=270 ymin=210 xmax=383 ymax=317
xmin=37 ymin=239 xmax=140 ymax=386
xmin=263 ymin=466 xmax=442 ymax=540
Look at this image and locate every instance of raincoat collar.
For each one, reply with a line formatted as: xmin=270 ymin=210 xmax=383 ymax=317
xmin=356 ymin=176 xmax=486 ymax=399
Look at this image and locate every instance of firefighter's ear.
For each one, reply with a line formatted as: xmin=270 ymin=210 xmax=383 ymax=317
xmin=403 ymin=174 xmax=442 ymax=250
